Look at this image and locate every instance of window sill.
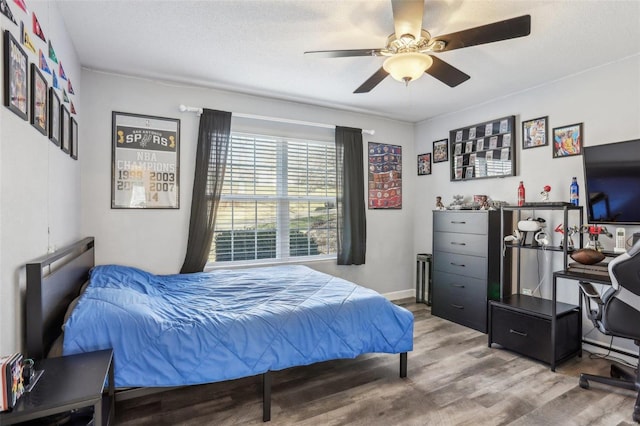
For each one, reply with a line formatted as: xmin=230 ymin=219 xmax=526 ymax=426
xmin=204 ymin=255 xmax=337 ymax=271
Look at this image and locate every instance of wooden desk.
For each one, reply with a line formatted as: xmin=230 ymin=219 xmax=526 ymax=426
xmin=551 ymin=269 xmax=612 ymax=371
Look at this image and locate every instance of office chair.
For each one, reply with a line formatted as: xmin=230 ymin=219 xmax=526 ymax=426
xmin=577 ymin=240 xmax=640 ymax=423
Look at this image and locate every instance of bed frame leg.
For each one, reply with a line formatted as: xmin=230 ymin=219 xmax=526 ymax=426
xmin=262 ymin=371 xmax=272 ymax=422
xmin=399 ymin=352 xmax=407 ymax=378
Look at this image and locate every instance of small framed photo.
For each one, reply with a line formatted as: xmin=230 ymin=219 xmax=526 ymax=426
xmin=553 ymin=123 xmax=583 ymax=158
xmin=60 ymin=105 xmax=71 ymax=154
xmin=417 ymin=153 xmax=431 ymax=175
xmin=522 ymin=116 xmax=548 ymax=149
xmin=468 ymin=127 xmax=476 ymax=139
xmin=70 ymin=117 xmax=78 ymax=160
xmin=489 ymin=136 xmax=498 ymax=149
xmin=30 ymin=63 xmax=48 ymax=135
xmin=465 ymin=141 xmax=473 ymax=153
xmin=48 ymin=88 xmax=61 ymax=146
xmin=432 ymin=139 xmax=448 ymax=163
xmin=454 ymin=143 xmax=462 ymax=156
xmin=465 ymin=166 xmax=474 ymax=179
xmin=476 ymin=138 xmax=484 ymax=151
xmin=3 ymin=30 xmax=28 ymax=120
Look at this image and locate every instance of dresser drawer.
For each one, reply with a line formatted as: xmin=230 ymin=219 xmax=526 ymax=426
xmin=489 ymin=302 xmax=580 ymax=365
xmin=432 ymin=271 xmax=488 ymax=332
xmin=433 ymin=232 xmax=487 ymax=256
xmin=433 ymin=212 xmax=488 ymax=235
xmin=433 ymin=250 xmax=487 ymax=278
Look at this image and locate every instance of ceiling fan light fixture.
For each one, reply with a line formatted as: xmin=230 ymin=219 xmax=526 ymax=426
xmin=383 ymin=52 xmax=433 ymax=84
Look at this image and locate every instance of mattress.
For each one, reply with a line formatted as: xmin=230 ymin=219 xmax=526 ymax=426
xmin=63 ymin=264 xmax=414 ymax=387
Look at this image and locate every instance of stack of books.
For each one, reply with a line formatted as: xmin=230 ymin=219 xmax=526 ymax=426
xmin=0 ymin=353 xmax=24 ymax=412
xmin=567 ymin=261 xmax=610 ymax=277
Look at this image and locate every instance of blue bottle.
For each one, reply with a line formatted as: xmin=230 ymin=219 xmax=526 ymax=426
xmin=570 ymin=177 xmax=579 ymax=206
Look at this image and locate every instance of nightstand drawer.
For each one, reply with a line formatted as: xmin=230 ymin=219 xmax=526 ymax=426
xmin=433 ymin=232 xmax=487 ymax=256
xmin=432 ymin=271 xmax=488 ymax=332
xmin=490 ymin=302 xmax=580 ymax=365
xmin=433 ymin=212 xmax=488 ymax=235
xmin=433 ymin=251 xmax=487 ymax=278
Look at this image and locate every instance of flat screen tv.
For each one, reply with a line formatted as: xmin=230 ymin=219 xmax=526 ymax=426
xmin=583 ymin=138 xmax=640 ymax=224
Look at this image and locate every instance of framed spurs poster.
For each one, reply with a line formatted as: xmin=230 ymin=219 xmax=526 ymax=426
xmin=111 ymin=111 xmax=180 ymax=209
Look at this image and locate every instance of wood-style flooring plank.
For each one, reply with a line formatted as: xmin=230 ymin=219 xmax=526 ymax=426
xmin=115 ymin=300 xmax=638 ymax=425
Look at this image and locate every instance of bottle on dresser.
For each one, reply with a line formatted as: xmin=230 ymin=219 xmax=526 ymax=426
xmin=517 ymin=181 xmax=525 ymax=206
xmin=570 ymin=177 xmax=579 ymax=206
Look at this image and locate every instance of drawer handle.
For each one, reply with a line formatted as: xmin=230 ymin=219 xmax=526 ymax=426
xmin=451 ymin=221 xmax=467 ymax=224
xmin=451 ymin=304 xmax=464 ymax=309
xmin=450 ymin=284 xmax=465 ymax=288
xmin=450 ymin=242 xmax=466 ymax=246
xmin=509 ymin=329 xmax=528 ymax=337
xmin=450 ymin=262 xmax=466 ymax=267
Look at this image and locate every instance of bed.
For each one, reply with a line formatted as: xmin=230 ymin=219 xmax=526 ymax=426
xmin=26 ymin=237 xmax=413 ymax=422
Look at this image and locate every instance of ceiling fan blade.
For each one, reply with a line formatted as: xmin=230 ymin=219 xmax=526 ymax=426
xmin=425 ymin=56 xmax=470 ymax=87
xmin=391 ymin=0 xmax=424 ymax=40
xmin=304 ymin=49 xmax=384 ymax=58
xmin=433 ymin=15 xmax=531 ymax=52
xmin=354 ymin=67 xmax=389 ymax=93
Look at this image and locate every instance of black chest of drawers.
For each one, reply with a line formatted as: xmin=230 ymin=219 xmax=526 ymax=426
xmin=432 ymin=210 xmax=512 ymax=332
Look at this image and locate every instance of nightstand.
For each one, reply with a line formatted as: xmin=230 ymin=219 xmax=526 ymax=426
xmin=0 ymin=349 xmax=114 ymax=426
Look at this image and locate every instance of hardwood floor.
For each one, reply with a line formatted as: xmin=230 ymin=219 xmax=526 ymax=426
xmin=115 ymin=300 xmax=638 ymax=425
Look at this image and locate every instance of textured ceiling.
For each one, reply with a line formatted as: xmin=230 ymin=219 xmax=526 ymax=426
xmin=54 ymin=0 xmax=640 ymax=123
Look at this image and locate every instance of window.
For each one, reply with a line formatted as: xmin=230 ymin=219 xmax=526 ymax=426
xmin=210 ymin=133 xmax=337 ymax=264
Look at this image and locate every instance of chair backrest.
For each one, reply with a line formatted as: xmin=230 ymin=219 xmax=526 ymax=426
xmin=603 ymin=239 xmax=640 ymax=340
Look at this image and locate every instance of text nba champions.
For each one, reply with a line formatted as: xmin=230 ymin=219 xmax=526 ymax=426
xmin=115 ymin=127 xmax=177 ymax=205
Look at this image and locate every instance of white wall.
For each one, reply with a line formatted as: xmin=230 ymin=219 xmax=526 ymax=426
xmin=0 ymin=1 xmax=82 ymax=355
xmin=414 ymin=54 xmax=640 ymax=354
xmin=80 ymin=70 xmax=416 ymax=298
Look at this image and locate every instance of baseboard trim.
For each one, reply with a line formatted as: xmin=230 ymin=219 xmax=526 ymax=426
xmin=383 ymin=289 xmax=415 ymax=301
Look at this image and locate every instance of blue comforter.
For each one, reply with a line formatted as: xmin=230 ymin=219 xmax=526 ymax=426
xmin=63 ymin=264 xmax=413 ymax=387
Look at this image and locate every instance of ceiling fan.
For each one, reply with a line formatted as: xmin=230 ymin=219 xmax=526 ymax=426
xmin=304 ymin=0 xmax=531 ymax=93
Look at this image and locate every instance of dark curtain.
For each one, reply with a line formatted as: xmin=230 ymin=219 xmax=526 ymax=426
xmin=180 ymin=109 xmax=232 ymax=273
xmin=335 ymin=126 xmax=367 ymax=265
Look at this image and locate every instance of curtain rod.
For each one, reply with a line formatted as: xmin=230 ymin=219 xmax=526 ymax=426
xmin=178 ymin=104 xmax=375 ymax=136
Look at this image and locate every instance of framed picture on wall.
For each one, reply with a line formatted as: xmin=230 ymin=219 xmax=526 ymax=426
xmin=60 ymin=105 xmax=71 ymax=153
xmin=553 ymin=122 xmax=583 ymax=158
xmin=48 ymin=88 xmax=61 ymax=146
xmin=30 ymin=63 xmax=48 ymax=135
xmin=367 ymin=142 xmax=401 ymax=209
xmin=112 ymin=111 xmax=181 ymax=209
xmin=522 ymin=116 xmax=548 ymax=149
xmin=70 ymin=117 xmax=78 ymax=160
xmin=3 ymin=30 xmax=28 ymax=120
xmin=432 ymin=139 xmax=448 ymax=163
xmin=417 ymin=153 xmax=431 ymax=175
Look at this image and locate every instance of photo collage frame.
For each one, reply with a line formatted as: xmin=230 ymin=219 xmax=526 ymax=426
xmin=450 ymin=116 xmax=516 ymax=181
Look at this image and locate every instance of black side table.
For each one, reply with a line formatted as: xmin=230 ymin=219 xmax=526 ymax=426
xmin=0 ymin=349 xmax=114 ymax=426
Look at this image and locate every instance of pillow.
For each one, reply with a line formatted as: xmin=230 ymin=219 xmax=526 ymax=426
xmin=62 ymin=295 xmax=81 ymax=331
xmin=47 ymin=333 xmax=64 ymax=358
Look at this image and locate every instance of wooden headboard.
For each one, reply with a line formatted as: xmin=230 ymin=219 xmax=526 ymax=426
xmin=26 ymin=237 xmax=95 ymax=359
